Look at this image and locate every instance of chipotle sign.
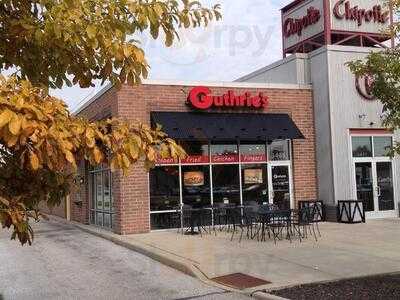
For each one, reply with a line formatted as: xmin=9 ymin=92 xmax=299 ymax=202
xmin=283 ymin=7 xmax=321 ymax=37
xmin=187 ymin=86 xmax=269 ymax=110
xmin=333 ymin=0 xmax=389 ymax=26
xmin=356 ymin=74 xmax=375 ymax=101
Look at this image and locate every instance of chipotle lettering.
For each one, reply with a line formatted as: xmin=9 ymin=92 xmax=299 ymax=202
xmin=187 ymin=86 xmax=269 ymax=110
xmin=283 ymin=7 xmax=321 ymax=37
xmin=333 ymin=0 xmax=389 ymax=26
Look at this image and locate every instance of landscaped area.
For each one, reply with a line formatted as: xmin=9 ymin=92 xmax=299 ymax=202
xmin=271 ymin=273 xmax=400 ymax=300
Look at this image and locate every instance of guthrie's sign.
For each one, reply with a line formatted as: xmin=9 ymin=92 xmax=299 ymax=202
xmin=187 ymin=86 xmax=269 ymax=110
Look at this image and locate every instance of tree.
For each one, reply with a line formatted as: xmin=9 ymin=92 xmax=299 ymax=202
xmin=0 ymin=0 xmax=221 ymax=245
xmin=348 ymin=1 xmax=399 ymax=153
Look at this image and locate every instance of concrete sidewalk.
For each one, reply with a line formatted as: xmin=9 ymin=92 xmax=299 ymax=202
xmin=68 ymin=218 xmax=400 ymax=294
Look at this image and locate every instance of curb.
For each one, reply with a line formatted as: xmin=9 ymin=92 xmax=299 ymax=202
xmin=48 ymin=216 xmax=289 ymax=300
xmin=252 ymin=292 xmax=289 ymax=300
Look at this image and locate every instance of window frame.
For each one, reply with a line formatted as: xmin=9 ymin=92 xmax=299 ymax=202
xmin=89 ymin=165 xmax=114 ymax=230
xmin=150 ymin=140 xmax=293 ymax=228
xmin=351 ymin=134 xmax=394 ymax=158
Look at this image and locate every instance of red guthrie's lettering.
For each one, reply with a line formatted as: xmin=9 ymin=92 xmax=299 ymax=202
xmin=188 ymin=86 xmax=213 ymax=109
xmin=188 ymin=87 xmax=269 ymax=110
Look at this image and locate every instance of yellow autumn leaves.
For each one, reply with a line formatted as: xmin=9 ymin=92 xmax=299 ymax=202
xmin=0 ymin=1 xmax=221 ymax=89
xmin=0 ymin=76 xmax=186 ymax=174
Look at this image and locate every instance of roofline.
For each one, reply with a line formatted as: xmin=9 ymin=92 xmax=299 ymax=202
xmin=141 ymin=79 xmax=312 ymax=89
xmin=72 ymin=83 xmax=113 ymax=115
xmin=281 ymin=0 xmax=307 ymax=13
xmin=235 ymin=53 xmax=309 ymax=82
xmin=73 ymin=79 xmax=312 ymax=115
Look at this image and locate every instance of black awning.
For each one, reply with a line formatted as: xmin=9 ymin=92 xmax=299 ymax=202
xmin=151 ymin=112 xmax=304 ymax=142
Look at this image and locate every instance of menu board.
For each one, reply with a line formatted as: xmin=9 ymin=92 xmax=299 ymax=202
xmin=183 ymin=171 xmax=205 ymax=186
xmin=244 ymin=169 xmax=263 ymax=184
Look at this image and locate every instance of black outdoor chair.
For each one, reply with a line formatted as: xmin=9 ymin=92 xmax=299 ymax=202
xmin=311 ymin=202 xmax=323 ymax=237
xmin=291 ymin=207 xmax=318 ymax=241
xmin=228 ymin=207 xmax=244 ymax=241
xmin=201 ymin=206 xmax=214 ymax=235
xmin=215 ymin=203 xmax=237 ymax=232
xmin=180 ymin=204 xmax=201 ymax=236
xmin=298 ymin=200 xmax=323 ymax=237
xmin=265 ymin=209 xmax=292 ymax=244
xmin=230 ymin=206 xmax=260 ymax=243
xmin=212 ymin=203 xmax=227 ymax=229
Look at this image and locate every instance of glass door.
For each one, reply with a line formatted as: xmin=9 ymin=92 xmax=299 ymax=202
xmin=354 ymin=161 xmax=395 ymax=216
xmin=376 ymin=162 xmax=395 ymax=211
xmin=355 ymin=162 xmax=374 ymax=212
xmin=269 ymin=165 xmax=292 ymax=209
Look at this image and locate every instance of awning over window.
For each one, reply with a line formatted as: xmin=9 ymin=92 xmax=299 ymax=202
xmin=151 ymin=112 xmax=304 ymax=142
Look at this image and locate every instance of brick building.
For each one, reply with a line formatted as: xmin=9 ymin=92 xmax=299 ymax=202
xmin=58 ymin=0 xmax=398 ymax=233
xmin=71 ymin=82 xmax=316 ymax=233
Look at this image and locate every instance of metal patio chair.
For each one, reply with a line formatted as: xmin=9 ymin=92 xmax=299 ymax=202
xmin=230 ymin=206 xmax=260 ymax=243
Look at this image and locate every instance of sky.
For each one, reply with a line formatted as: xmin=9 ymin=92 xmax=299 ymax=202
xmin=51 ymin=0 xmax=290 ymax=111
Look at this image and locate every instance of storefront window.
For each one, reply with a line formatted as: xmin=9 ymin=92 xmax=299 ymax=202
xmin=181 ymin=142 xmax=209 ymax=164
xmin=240 ymin=144 xmax=267 ymax=163
xmin=373 ymin=136 xmax=392 ymax=157
xmin=150 ymin=212 xmax=181 ymax=230
xmin=149 ymin=166 xmax=180 ymax=211
xmin=211 ymin=144 xmax=239 ymax=163
xmin=269 ymin=140 xmax=290 ymax=161
xmin=182 ymin=165 xmax=211 ymax=207
xmin=212 ymin=165 xmax=240 ymax=205
xmin=241 ymin=164 xmax=268 ymax=205
xmin=149 ymin=139 xmax=296 ymax=230
xmin=103 ymin=171 xmax=111 ymax=212
xmin=90 ymin=167 xmax=114 ymax=229
xmin=352 ymin=137 xmax=372 ymax=157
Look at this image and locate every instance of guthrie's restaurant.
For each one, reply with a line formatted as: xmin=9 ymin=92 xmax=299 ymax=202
xmin=72 ymin=82 xmax=316 ymax=233
xmin=59 ymin=0 xmax=397 ymax=234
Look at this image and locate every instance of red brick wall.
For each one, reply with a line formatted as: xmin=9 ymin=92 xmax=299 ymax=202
xmin=39 ymin=199 xmax=66 ymax=219
xmin=115 ymin=83 xmax=317 ymax=234
xmin=74 ymin=83 xmax=317 ymax=235
xmin=72 ymin=88 xmax=119 ymax=225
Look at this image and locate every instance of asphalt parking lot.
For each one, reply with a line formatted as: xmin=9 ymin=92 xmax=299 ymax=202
xmin=0 ymin=220 xmax=249 ymax=300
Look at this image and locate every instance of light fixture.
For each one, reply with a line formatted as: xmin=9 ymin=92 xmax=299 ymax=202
xmin=73 ymin=175 xmax=85 ymax=185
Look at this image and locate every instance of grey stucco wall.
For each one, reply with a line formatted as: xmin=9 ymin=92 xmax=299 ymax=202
xmin=326 ymin=46 xmax=400 ymax=212
xmin=236 ymin=54 xmax=311 ymax=85
xmin=309 ymin=48 xmax=336 ymax=207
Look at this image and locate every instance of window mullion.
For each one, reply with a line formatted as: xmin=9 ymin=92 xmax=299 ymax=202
xmin=238 ymin=141 xmax=243 ymax=206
